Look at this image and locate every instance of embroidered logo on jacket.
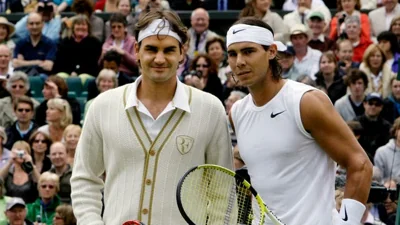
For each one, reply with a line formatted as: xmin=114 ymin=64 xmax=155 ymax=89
xmin=176 ymin=135 xmax=194 ymax=155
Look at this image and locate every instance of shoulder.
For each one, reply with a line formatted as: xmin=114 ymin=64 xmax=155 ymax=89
xmin=92 ymin=85 xmax=127 ymax=108
xmin=334 ymin=94 xmax=348 ymax=106
xmin=368 ymin=7 xmax=383 ymax=16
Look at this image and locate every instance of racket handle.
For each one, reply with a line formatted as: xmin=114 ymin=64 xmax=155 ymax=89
xmin=122 ymin=220 xmax=145 ymax=225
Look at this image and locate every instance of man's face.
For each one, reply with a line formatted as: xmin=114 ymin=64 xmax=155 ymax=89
xmin=337 ymin=41 xmax=353 ymax=62
xmin=190 ymin=10 xmax=209 ymax=34
xmin=290 ymin=34 xmax=308 ymax=51
xmin=382 ymin=0 xmax=396 ymax=10
xmin=15 ymin=103 xmax=34 ymax=124
xmin=308 ymin=18 xmax=325 ymax=36
xmin=27 ymin=13 xmax=43 ymax=37
xmin=345 ymin=22 xmax=361 ymax=40
xmin=5 ymin=206 xmax=26 ymax=225
xmin=50 ymin=143 xmax=67 ymax=168
xmin=391 ymin=80 xmax=400 ymax=100
xmin=298 ymin=0 xmax=312 ymax=8
xmin=103 ymin=60 xmax=119 ymax=73
xmin=364 ymin=100 xmax=383 ymax=118
xmin=0 ymin=46 xmax=10 ymax=70
xmin=277 ymin=53 xmax=294 ymax=71
xmin=349 ymin=79 xmax=365 ymax=98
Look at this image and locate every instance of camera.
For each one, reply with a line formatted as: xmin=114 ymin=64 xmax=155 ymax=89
xmin=183 ymin=70 xmax=202 ymax=78
xmin=367 ymin=185 xmax=398 ymax=203
xmin=338 ymin=13 xmax=347 ymax=25
xmin=16 ymin=150 xmax=24 ymax=159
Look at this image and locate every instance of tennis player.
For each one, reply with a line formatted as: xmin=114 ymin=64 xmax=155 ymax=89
xmin=70 ymin=10 xmax=233 ymax=225
xmin=227 ymin=18 xmax=373 ymax=225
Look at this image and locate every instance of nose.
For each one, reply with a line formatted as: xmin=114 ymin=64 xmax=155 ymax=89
xmin=154 ymin=51 xmax=166 ymax=64
xmin=235 ymin=53 xmax=246 ymax=68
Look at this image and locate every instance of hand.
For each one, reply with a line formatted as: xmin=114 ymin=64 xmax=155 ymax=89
xmin=22 ymin=153 xmax=33 ymax=163
xmin=184 ymin=75 xmax=193 ymax=86
xmin=190 ymin=76 xmax=206 ymax=90
xmin=298 ymin=6 xmax=307 ymax=14
xmin=39 ymin=61 xmax=52 ymax=71
xmin=45 ymin=80 xmax=61 ymax=98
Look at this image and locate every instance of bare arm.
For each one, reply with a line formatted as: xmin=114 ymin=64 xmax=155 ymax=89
xmin=0 ymin=160 xmax=12 ymax=180
xmin=301 ymin=90 xmax=373 ymax=204
xmin=13 ymin=54 xmax=42 ymax=68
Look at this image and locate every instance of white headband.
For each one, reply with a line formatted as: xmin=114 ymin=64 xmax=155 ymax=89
xmin=138 ymin=19 xmax=182 ymax=43
xmin=226 ymin=24 xmax=286 ymax=51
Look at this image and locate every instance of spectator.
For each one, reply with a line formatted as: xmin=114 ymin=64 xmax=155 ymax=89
xmin=383 ymin=179 xmax=397 ymax=225
xmin=94 ymin=0 xmax=118 ymax=13
xmin=177 ymin=32 xmax=192 ymax=82
xmin=71 ymin=0 xmax=104 ymax=42
xmin=377 ymin=31 xmax=400 ymax=73
xmin=344 ymin=16 xmax=373 ymax=63
xmin=84 ymin=69 xmax=117 ymax=120
xmin=382 ymin=77 xmax=400 ymax=123
xmin=369 ymin=0 xmax=400 ymax=38
xmin=187 ymin=8 xmax=218 ymax=59
xmin=0 ymin=141 xmax=40 ymax=203
xmin=283 ymin=0 xmax=327 ymax=11
xmin=13 ymin=12 xmax=57 ymax=77
xmin=335 ymin=69 xmax=369 ymax=121
xmin=29 ymin=131 xmax=51 ymax=173
xmin=314 ymin=51 xmax=347 ymax=104
xmin=205 ymin=37 xmax=228 ymax=84
xmin=356 ymin=93 xmax=391 ymax=161
xmin=53 ymin=14 xmax=102 ymax=79
xmin=134 ymin=0 xmax=169 ymax=14
xmin=335 ymin=39 xmax=360 ymax=76
xmin=390 ymin=16 xmax=400 ymax=46
xmin=0 ymin=179 xmax=9 ymax=225
xmin=289 ymin=23 xmax=321 ymax=80
xmin=38 ymin=98 xmax=73 ymax=142
xmin=374 ymin=117 xmax=400 ymax=181
xmin=185 ymin=54 xmax=223 ymax=101
xmin=202 ymin=0 xmax=246 ymax=10
xmin=0 ymin=72 xmax=39 ymax=129
xmin=100 ymin=13 xmax=137 ymax=77
xmin=0 ymin=73 xmax=8 ymax=99
xmin=330 ymin=0 xmax=371 ymax=42
xmin=26 ymin=172 xmax=61 ymax=225
xmin=49 ymin=142 xmax=72 ymax=204
xmin=14 ymin=0 xmax=61 ymax=41
xmin=307 ymin=11 xmax=336 ymax=52
xmin=4 ymin=198 xmax=33 ymax=225
xmin=4 ymin=96 xmax=38 ymax=149
xmin=239 ymin=0 xmax=287 ymax=42
xmin=360 ymin=44 xmax=395 ymax=98
xmin=62 ymin=124 xmax=81 ymax=166
xmin=35 ymin=76 xmax=81 ymax=126
xmin=104 ymin=0 xmax=136 ymax=38
xmin=278 ymin=46 xmax=301 ymax=80
xmin=53 ymin=205 xmax=76 ymax=225
xmin=0 ymin=18 xmax=15 ymax=52
xmin=225 ymin=90 xmax=246 ymax=115
xmin=0 ymin=45 xmax=13 ymax=79
xmin=0 ymin=127 xmax=11 ymax=169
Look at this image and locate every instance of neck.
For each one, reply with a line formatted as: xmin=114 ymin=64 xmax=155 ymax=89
xmin=323 ymin=73 xmax=334 ymax=84
xmin=0 ymin=67 xmax=7 ymax=75
xmin=248 ymin=71 xmax=286 ymax=106
xmin=386 ymin=51 xmax=394 ymax=60
xmin=50 ymin=122 xmax=63 ymax=130
xmin=371 ymin=67 xmax=380 ymax=75
xmin=114 ymin=36 xmax=124 ymax=42
xmin=349 ymin=36 xmax=360 ymax=44
xmin=67 ymin=148 xmax=75 ymax=158
xmin=366 ymin=114 xmax=378 ymax=121
xmin=30 ymin=34 xmax=41 ymax=44
xmin=41 ymin=198 xmax=52 ymax=205
xmin=350 ymin=94 xmax=364 ymax=103
xmin=34 ymin=152 xmax=45 ymax=162
xmin=386 ymin=4 xmax=396 ymax=13
xmin=312 ymin=33 xmax=322 ymax=39
xmin=137 ymin=76 xmax=177 ymax=104
xmin=346 ymin=9 xmax=355 ymax=15
xmin=295 ymin=47 xmax=307 ymax=59
xmin=55 ymin=164 xmax=68 ymax=175
xmin=17 ymin=121 xmax=30 ymax=131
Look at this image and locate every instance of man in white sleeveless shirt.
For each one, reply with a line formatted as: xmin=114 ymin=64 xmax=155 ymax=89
xmin=70 ymin=10 xmax=233 ymax=225
xmin=227 ymin=17 xmax=373 ymax=225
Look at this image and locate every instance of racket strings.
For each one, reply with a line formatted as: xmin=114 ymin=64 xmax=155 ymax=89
xmin=179 ymin=168 xmax=262 ymax=225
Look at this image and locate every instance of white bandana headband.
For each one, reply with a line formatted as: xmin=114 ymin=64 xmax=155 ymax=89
xmin=138 ymin=19 xmax=182 ymax=43
xmin=226 ymin=24 xmax=286 ymax=51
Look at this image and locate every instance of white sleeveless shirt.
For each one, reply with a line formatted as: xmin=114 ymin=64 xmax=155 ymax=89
xmin=231 ymin=80 xmax=336 ymax=225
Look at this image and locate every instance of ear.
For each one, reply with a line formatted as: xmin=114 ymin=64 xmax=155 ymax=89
xmin=268 ymin=44 xmax=278 ymax=60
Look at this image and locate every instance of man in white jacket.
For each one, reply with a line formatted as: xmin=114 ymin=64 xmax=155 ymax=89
xmin=70 ymin=10 xmax=233 ymax=225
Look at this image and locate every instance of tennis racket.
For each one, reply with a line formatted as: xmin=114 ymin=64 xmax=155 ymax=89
xmin=176 ymin=164 xmax=285 ymax=225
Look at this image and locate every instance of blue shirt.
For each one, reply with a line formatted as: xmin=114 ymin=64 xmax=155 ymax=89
xmin=14 ymin=35 xmax=57 ymax=62
xmin=15 ymin=15 xmax=61 ymax=42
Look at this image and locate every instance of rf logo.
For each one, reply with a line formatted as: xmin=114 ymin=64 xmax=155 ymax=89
xmin=176 ymin=136 xmax=194 ymax=155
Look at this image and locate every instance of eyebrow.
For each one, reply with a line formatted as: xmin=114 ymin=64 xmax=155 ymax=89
xmin=144 ymin=45 xmax=178 ymax=51
xmin=228 ymin=47 xmax=257 ymax=54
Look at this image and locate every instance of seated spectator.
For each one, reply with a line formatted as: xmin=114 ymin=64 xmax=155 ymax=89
xmin=335 ymin=69 xmax=369 ymax=121
xmin=277 ymin=46 xmax=300 ymax=80
xmin=134 ymin=0 xmax=169 ymax=15
xmin=374 ymin=117 xmax=400 ymax=181
xmin=84 ymin=69 xmax=117 ymax=120
xmin=71 ymin=0 xmax=104 ymax=42
xmin=0 ymin=72 xmax=39 ymax=128
xmin=307 ymin=11 xmax=336 ymax=52
xmin=38 ymin=98 xmax=73 ymax=142
xmin=369 ymin=0 xmax=400 ymax=38
xmin=100 ymin=13 xmax=137 ymax=77
xmin=13 ymin=12 xmax=57 ymax=77
xmin=94 ymin=0 xmax=119 ymax=12
xmin=382 ymin=77 xmax=400 ymax=123
xmin=239 ymin=0 xmax=287 ymax=42
xmin=343 ymin=16 xmax=373 ymax=63
xmin=29 ymin=131 xmax=51 ymax=173
xmin=390 ymin=16 xmax=400 ymax=46
xmin=185 ymin=54 xmax=223 ymax=102
xmin=289 ymin=23 xmax=321 ymax=80
xmin=53 ymin=204 xmax=76 ymax=225
xmin=205 ymin=37 xmax=228 ymax=84
xmin=26 ymin=172 xmax=61 ymax=224
xmin=0 ymin=141 xmax=40 ymax=203
xmin=53 ymin=15 xmax=102 ymax=79
xmin=0 ymin=45 xmax=13 ymax=82
xmin=177 ymin=33 xmax=192 ymax=82
xmin=329 ymin=0 xmax=371 ymax=42
xmin=383 ymin=179 xmax=397 ymax=225
xmin=62 ymin=124 xmax=81 ymax=166
xmin=104 ymin=0 xmax=135 ymax=38
xmin=225 ymin=90 xmax=246 ymax=115
xmin=335 ymin=39 xmax=360 ymax=76
xmin=5 ymin=198 xmax=33 ymax=225
xmin=49 ymin=142 xmax=72 ymax=204
xmin=14 ymin=0 xmax=61 ymax=42
xmin=377 ymin=31 xmax=400 ymax=73
xmin=356 ymin=93 xmax=391 ymax=161
xmin=296 ymin=74 xmax=317 ymax=86
xmin=4 ymin=96 xmax=38 ymax=149
xmin=360 ymin=44 xmax=395 ymax=98
xmin=0 ymin=18 xmax=16 ymax=52
xmin=314 ymin=51 xmax=347 ymax=104
xmin=35 ymin=76 xmax=81 ymax=126
xmin=283 ymin=0 xmax=328 ymax=11
xmin=87 ymin=50 xmax=133 ymax=101
xmin=0 ymin=127 xmax=11 ymax=169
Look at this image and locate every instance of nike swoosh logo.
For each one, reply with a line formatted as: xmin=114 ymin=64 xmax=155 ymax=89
xmin=233 ymin=29 xmax=246 ymax=34
xmin=342 ymin=206 xmax=348 ymax=221
xmin=270 ymin=110 xmax=286 ymax=118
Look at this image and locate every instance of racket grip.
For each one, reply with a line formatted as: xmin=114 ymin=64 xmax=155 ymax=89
xmin=122 ymin=220 xmax=145 ymax=225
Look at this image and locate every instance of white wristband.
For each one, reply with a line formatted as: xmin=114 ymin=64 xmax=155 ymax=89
xmin=339 ymin=199 xmax=366 ymax=224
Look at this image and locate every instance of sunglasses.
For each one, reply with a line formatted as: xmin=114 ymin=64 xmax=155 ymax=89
xmin=368 ymin=101 xmax=383 ymax=107
xmin=34 ymin=139 xmax=45 ymax=143
xmin=17 ymin=108 xmax=31 ymax=113
xmin=12 ymin=85 xmax=24 ymax=89
xmin=196 ymin=64 xmax=209 ymax=68
xmin=41 ymin=184 xmax=55 ymax=189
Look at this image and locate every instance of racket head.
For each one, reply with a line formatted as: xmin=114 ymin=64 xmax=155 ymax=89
xmin=176 ymin=164 xmax=268 ymax=225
